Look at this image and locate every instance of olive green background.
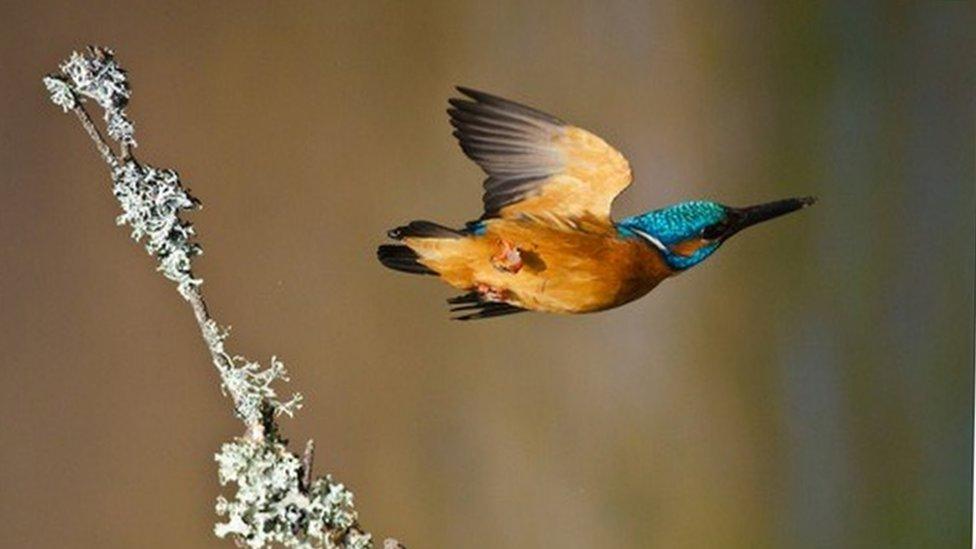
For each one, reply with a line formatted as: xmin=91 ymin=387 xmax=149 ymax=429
xmin=1 ymin=2 xmax=972 ymax=547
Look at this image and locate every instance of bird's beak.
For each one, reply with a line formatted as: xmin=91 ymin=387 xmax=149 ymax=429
xmin=726 ymin=196 xmax=816 ymax=237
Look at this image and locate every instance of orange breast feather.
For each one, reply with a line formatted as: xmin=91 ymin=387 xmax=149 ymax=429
xmin=405 ymin=219 xmax=672 ymax=314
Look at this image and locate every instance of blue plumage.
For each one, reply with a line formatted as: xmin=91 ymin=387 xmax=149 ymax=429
xmin=617 ymin=201 xmax=727 ymax=270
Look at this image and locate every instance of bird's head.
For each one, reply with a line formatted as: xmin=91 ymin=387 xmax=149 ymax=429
xmin=617 ymin=196 xmax=816 ymax=271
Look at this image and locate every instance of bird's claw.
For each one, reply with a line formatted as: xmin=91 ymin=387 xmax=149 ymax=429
xmin=491 ymin=239 xmax=523 ymax=273
xmin=476 ymin=283 xmax=509 ymax=302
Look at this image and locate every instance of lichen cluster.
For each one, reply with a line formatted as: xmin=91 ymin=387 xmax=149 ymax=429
xmin=215 ymin=437 xmax=370 ymax=549
xmin=201 ymin=319 xmax=303 ymax=426
xmin=112 ymin=160 xmax=203 ymax=295
xmin=45 ymin=46 xmax=374 ymax=548
xmin=45 ymin=47 xmax=136 ymax=146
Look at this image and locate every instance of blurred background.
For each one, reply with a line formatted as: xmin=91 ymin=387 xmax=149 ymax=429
xmin=1 ymin=2 xmax=972 ymax=547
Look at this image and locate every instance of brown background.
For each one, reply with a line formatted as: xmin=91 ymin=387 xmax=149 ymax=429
xmin=1 ymin=2 xmax=973 ymax=547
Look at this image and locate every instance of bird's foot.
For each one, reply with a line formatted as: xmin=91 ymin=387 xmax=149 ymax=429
xmin=476 ymin=283 xmax=510 ymax=303
xmin=491 ymin=239 xmax=523 ymax=273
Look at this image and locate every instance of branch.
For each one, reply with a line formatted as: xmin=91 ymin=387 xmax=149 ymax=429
xmin=45 ymin=46 xmax=398 ymax=549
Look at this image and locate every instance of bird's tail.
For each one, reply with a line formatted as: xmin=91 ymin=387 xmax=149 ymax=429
xmin=377 ymin=220 xmax=463 ymax=275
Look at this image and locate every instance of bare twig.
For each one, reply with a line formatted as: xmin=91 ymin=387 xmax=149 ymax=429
xmin=301 ymin=439 xmax=316 ymax=493
xmin=70 ymin=105 xmax=119 ymax=167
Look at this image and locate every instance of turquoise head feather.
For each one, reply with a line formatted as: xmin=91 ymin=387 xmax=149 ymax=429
xmin=617 ymin=197 xmax=816 ymax=271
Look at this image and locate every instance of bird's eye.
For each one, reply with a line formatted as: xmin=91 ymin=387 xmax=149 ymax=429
xmin=701 ymin=222 xmax=728 ymax=240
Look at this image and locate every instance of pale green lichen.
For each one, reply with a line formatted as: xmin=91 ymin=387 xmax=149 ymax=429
xmin=57 ymin=46 xmax=137 ymax=146
xmin=111 ymin=160 xmax=202 ymax=295
xmin=105 ymin=108 xmax=136 ymax=145
xmin=214 ymin=437 xmax=370 ymax=548
xmin=201 ymin=319 xmax=303 ymax=425
xmin=45 ymin=46 xmax=377 ymax=548
xmin=43 ymin=75 xmax=75 ymax=112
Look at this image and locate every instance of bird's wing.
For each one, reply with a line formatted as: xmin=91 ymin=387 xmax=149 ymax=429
xmin=449 ymin=87 xmax=633 ymax=225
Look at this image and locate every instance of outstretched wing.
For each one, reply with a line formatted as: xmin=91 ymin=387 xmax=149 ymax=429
xmin=449 ymin=87 xmax=633 ymax=224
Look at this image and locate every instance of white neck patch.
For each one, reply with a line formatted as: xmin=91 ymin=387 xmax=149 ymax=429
xmin=631 ymin=228 xmax=667 ymax=252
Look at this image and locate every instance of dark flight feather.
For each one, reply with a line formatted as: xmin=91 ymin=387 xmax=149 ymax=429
xmin=376 ymin=244 xmax=437 ymax=275
xmin=387 ymin=220 xmax=463 ymax=240
xmin=448 ymin=87 xmax=566 ymax=218
xmin=447 ymin=291 xmax=527 ymax=321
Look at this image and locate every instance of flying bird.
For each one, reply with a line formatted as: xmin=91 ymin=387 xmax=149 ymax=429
xmin=378 ymin=87 xmax=815 ymax=320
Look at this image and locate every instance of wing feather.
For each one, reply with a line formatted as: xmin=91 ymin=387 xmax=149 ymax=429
xmin=447 ymin=292 xmax=528 ymax=321
xmin=449 ymin=87 xmax=633 ymax=224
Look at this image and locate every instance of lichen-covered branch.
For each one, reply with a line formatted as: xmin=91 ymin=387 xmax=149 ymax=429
xmin=44 ymin=46 xmax=392 ymax=549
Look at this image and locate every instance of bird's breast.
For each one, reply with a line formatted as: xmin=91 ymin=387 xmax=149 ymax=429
xmin=475 ymin=221 xmax=673 ymax=313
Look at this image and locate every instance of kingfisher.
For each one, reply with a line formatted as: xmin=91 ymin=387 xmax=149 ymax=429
xmin=378 ymin=87 xmax=815 ymax=320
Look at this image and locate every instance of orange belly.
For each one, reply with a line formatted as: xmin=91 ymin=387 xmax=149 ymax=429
xmin=404 ymin=218 xmax=673 ymax=313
